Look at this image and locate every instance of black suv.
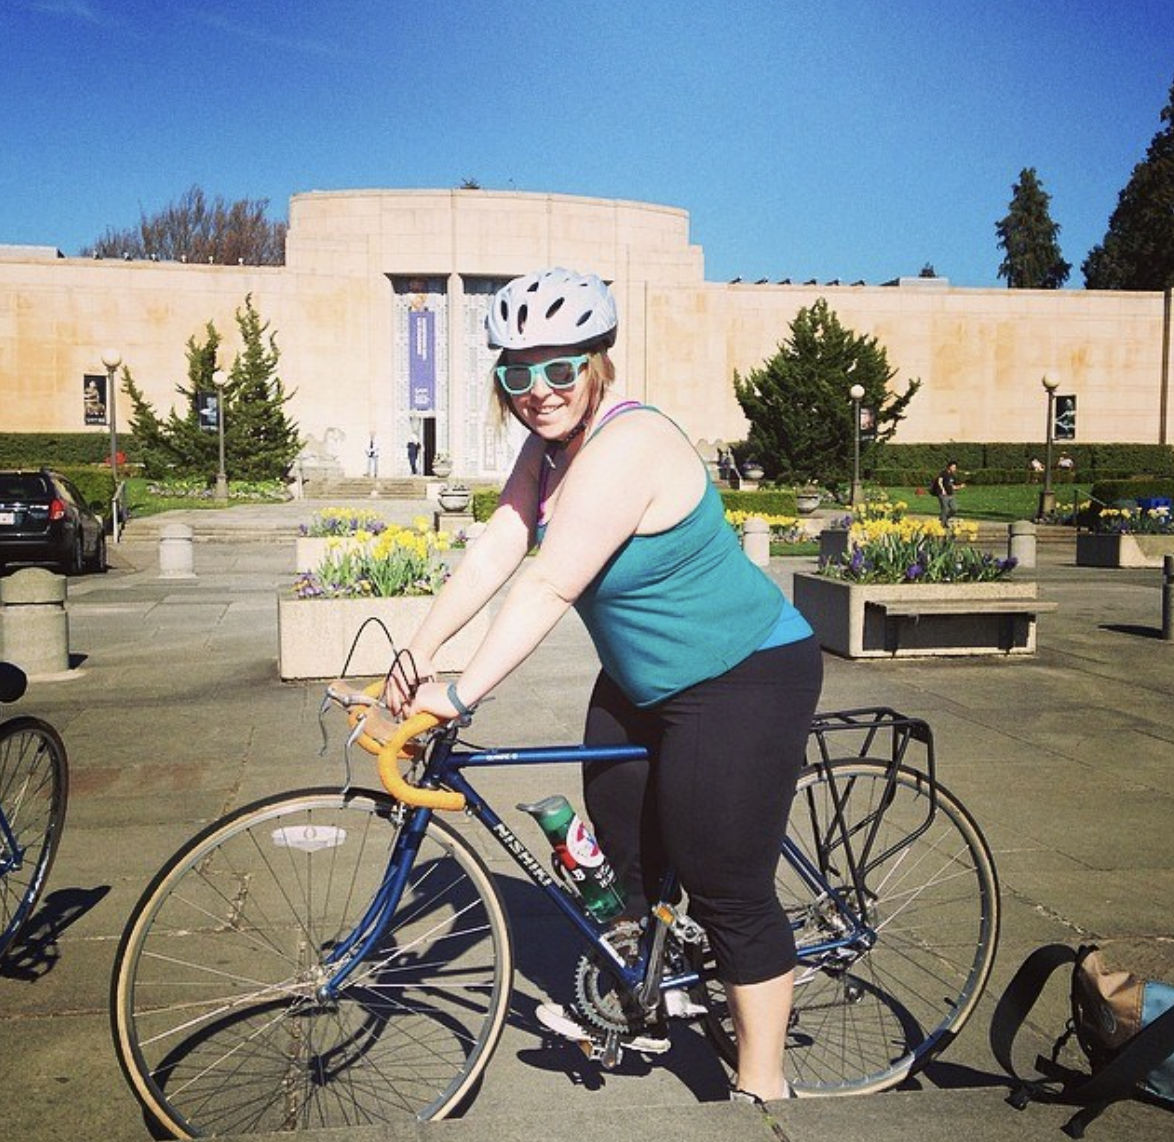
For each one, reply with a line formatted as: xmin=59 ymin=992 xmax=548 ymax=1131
xmin=0 ymin=469 xmax=106 ymax=575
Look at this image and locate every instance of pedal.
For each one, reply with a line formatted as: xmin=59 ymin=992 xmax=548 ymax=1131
xmin=600 ymin=1029 xmax=623 ymax=1069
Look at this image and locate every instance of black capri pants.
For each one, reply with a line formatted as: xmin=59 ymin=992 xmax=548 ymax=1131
xmin=583 ymin=635 xmax=823 ymax=986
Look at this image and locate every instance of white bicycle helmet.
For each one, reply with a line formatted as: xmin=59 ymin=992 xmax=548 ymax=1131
xmin=486 ymin=267 xmax=617 ymax=351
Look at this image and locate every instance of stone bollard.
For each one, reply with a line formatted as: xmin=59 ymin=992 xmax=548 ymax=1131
xmin=1008 ymin=519 xmax=1037 ymax=569
xmin=159 ymin=523 xmax=196 ymax=579
xmin=1163 ymin=555 xmax=1174 ymax=642
xmin=742 ymin=516 xmax=770 ymax=567
xmin=0 ymin=567 xmax=70 ymax=676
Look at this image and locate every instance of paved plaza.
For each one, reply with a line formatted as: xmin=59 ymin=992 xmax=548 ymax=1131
xmin=1 ymin=499 xmax=1172 ymax=1141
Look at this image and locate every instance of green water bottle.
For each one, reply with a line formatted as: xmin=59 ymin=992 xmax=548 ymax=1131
xmin=519 ymin=795 xmax=626 ymax=922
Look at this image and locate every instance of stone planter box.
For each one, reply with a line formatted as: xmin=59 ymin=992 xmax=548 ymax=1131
xmin=1075 ymin=532 xmax=1174 ymax=569
xmin=792 ymin=573 xmax=1055 ymax=659
xmin=295 ymin=535 xmax=371 ymax=573
xmin=277 ymin=595 xmax=489 ymax=680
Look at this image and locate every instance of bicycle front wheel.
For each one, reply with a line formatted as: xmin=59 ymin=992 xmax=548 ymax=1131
xmin=702 ymin=759 xmax=999 ymax=1095
xmin=111 ymin=788 xmax=513 ymax=1136
xmin=0 ymin=716 xmax=69 ymax=958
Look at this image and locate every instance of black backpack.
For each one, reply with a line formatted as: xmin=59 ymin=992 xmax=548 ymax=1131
xmin=991 ymin=943 xmax=1174 ymax=1137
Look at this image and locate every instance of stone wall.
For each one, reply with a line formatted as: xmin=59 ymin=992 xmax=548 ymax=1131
xmin=1 ymin=189 xmax=1168 ymax=478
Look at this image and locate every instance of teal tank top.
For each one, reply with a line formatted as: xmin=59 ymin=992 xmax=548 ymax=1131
xmin=567 ymin=409 xmax=812 ymax=706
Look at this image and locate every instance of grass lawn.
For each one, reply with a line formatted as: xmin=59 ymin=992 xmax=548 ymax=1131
xmin=883 ymin=483 xmax=1090 ymax=522
xmin=123 ymin=477 xmax=287 ymax=518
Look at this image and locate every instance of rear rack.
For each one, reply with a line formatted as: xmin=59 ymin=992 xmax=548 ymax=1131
xmin=803 ymin=706 xmax=939 ymax=888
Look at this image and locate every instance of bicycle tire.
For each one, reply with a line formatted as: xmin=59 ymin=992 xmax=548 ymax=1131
xmin=701 ymin=759 xmax=999 ymax=1095
xmin=0 ymin=716 xmax=69 ymax=958
xmin=111 ymin=787 xmax=514 ymax=1136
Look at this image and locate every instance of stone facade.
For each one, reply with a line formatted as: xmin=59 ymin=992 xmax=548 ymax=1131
xmin=1 ymin=188 xmax=1170 ymax=479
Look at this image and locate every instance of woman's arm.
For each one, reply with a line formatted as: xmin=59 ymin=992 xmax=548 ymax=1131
xmin=408 ymin=440 xmax=547 ymax=659
xmin=411 ymin=413 xmax=703 ymax=715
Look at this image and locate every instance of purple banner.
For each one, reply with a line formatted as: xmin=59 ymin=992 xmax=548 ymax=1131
xmin=409 ymin=310 xmax=436 ymax=411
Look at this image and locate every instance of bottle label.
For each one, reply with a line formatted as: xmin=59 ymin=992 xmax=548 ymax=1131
xmin=565 ymin=816 xmax=604 ymax=868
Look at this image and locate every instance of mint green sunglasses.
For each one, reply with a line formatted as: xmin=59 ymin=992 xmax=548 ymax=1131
xmin=494 ymin=354 xmax=588 ymax=396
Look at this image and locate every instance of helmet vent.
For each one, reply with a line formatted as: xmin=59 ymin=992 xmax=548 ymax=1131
xmin=545 ymin=298 xmax=565 ymax=321
xmin=575 ymin=310 xmax=592 ymax=327
xmin=517 ymin=304 xmax=528 ymax=334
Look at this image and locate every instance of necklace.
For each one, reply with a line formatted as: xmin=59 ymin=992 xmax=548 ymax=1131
xmin=543 ymin=414 xmax=591 ymax=468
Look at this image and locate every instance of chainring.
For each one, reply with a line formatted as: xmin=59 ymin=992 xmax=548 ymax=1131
xmin=573 ymin=920 xmax=649 ymax=1035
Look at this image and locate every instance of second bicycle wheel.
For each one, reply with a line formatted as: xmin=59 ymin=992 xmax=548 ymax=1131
xmin=0 ymin=716 xmax=69 ymax=958
xmin=702 ymin=759 xmax=999 ymax=1095
xmin=111 ymin=787 xmax=513 ymax=1136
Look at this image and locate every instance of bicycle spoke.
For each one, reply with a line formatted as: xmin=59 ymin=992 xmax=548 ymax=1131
xmin=113 ymin=790 xmax=512 ymax=1133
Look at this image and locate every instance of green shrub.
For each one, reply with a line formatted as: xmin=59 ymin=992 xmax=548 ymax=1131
xmin=0 ymin=432 xmax=137 ymax=467
xmin=472 ymin=487 xmax=500 ymax=522
xmin=719 ymin=488 xmax=798 ymax=516
xmin=61 ymin=466 xmax=116 ymax=509
xmin=1088 ymin=477 xmax=1174 ymax=504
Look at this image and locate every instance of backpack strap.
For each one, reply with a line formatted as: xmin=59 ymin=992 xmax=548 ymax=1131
xmin=990 ymin=942 xmax=1080 ymax=1102
xmin=992 ymin=944 xmax=1174 ymax=1139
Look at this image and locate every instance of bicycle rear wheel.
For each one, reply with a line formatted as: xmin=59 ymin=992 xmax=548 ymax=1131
xmin=0 ymin=716 xmax=69 ymax=958
xmin=111 ymin=787 xmax=513 ymax=1135
xmin=702 ymin=759 xmax=999 ymax=1094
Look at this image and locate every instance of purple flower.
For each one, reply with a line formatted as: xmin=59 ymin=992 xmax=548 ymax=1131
xmin=905 ymin=562 xmax=924 ymax=580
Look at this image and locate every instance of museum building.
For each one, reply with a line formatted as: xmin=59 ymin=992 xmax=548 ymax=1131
xmin=1 ymin=188 xmax=1169 ymax=479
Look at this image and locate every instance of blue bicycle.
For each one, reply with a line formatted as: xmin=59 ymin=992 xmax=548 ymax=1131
xmin=0 ymin=662 xmax=69 ymax=960
xmin=111 ymin=677 xmax=999 ymax=1136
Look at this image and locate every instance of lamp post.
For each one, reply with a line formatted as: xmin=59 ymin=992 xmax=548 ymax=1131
xmin=100 ymin=349 xmax=122 ymax=541
xmin=1038 ymin=374 xmax=1060 ymax=521
xmin=849 ymin=382 xmax=866 ymax=507
xmin=213 ymin=369 xmax=229 ymax=502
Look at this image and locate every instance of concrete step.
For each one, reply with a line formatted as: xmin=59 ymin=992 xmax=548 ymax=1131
xmin=305 ymin=477 xmax=429 ymax=499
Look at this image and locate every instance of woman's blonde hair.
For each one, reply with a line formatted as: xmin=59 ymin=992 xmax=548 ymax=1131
xmin=489 ymin=348 xmax=615 ymax=426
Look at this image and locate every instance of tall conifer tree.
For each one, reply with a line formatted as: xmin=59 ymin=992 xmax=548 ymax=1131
xmin=995 ymin=168 xmax=1070 ymax=288
xmin=1084 ymin=77 xmax=1174 ymax=290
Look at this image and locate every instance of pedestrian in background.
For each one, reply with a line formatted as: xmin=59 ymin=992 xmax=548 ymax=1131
xmin=932 ymin=459 xmax=964 ymax=528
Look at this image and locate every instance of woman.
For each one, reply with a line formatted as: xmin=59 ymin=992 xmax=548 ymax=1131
xmin=399 ymin=267 xmax=823 ymax=1102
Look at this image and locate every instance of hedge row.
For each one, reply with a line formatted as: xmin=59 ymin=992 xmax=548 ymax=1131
xmin=0 ymin=432 xmax=133 ymax=467
xmin=872 ymin=467 xmax=1089 ymax=487
xmin=718 ymin=488 xmax=798 ymax=516
xmin=469 ymin=486 xmax=800 ymax=523
xmin=1088 ymin=477 xmax=1174 ymax=505
xmin=875 ymin=443 xmax=1174 ymax=476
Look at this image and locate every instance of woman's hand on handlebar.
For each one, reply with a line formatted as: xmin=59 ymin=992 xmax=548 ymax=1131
xmin=407 ymin=679 xmax=464 ymax=722
xmin=385 ymin=649 xmax=437 ymax=715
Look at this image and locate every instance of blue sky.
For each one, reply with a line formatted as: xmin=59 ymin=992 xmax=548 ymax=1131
xmin=2 ymin=1 xmax=1171 ymax=287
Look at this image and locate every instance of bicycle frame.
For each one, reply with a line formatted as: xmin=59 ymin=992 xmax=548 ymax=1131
xmin=317 ymin=711 xmax=927 ymax=1004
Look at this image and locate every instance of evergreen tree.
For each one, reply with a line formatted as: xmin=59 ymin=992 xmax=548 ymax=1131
xmin=1084 ymin=77 xmax=1174 ymax=289
xmin=733 ymin=299 xmax=920 ymax=485
xmin=163 ymin=322 xmax=224 ymax=479
xmin=224 ymin=295 xmax=301 ymax=481
xmin=121 ymin=365 xmax=177 ymax=476
xmin=995 ymin=168 xmax=1070 ymax=288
